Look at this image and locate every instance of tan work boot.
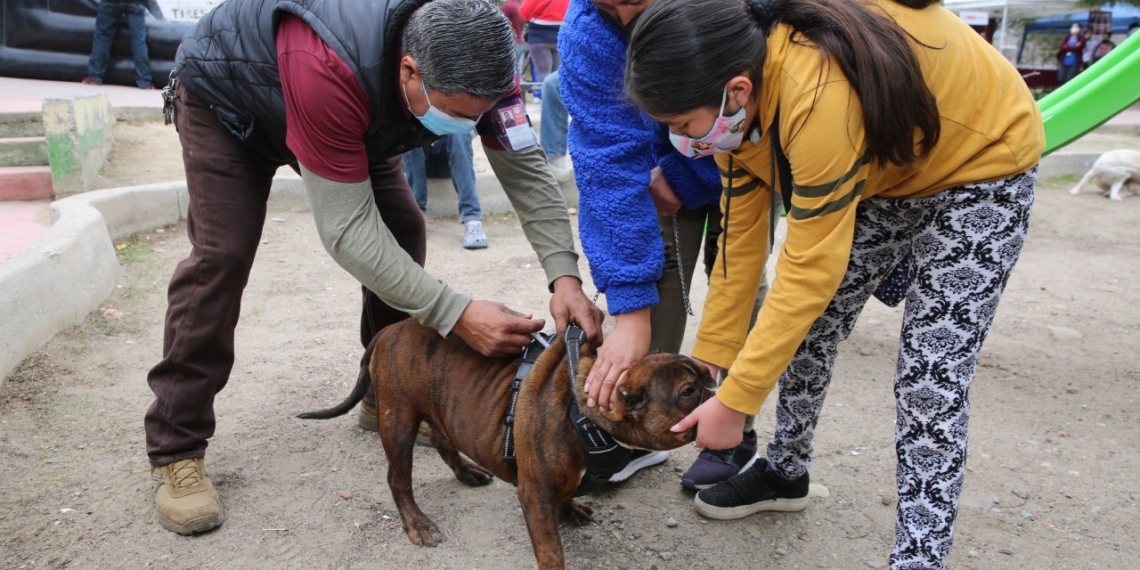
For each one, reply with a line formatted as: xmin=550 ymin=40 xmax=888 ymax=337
xmin=152 ymin=458 xmax=224 ymax=535
xmin=358 ymin=401 xmax=433 ymax=447
xmin=358 ymin=400 xmax=379 ymax=431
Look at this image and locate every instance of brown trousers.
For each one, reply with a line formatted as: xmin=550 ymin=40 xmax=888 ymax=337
xmin=144 ymin=85 xmax=425 ymax=466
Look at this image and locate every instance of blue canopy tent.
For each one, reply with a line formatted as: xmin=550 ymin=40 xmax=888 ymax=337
xmin=945 ymin=0 xmax=1085 ymax=57
xmin=1024 ymin=3 xmax=1140 ymax=33
xmin=1019 ymin=4 xmax=1140 ymax=62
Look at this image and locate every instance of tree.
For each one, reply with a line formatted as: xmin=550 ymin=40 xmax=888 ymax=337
xmin=1073 ymin=0 xmax=1139 ymax=8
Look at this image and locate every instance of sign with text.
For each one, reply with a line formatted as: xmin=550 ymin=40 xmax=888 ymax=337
xmin=959 ymin=11 xmax=989 ymax=27
xmin=157 ymin=0 xmax=221 ymax=21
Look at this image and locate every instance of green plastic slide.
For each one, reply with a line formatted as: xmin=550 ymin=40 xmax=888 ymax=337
xmin=1038 ymin=32 xmax=1140 ymax=156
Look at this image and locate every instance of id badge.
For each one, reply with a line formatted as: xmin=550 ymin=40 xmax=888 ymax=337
xmin=493 ymin=101 xmax=538 ymax=152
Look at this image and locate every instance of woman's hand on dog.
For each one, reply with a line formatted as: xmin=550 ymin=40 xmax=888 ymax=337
xmin=549 ymin=276 xmax=604 ymax=344
xmin=671 ymin=396 xmax=746 ymax=450
xmin=452 ymin=300 xmax=545 ymax=357
xmin=585 ymin=308 xmax=651 ymax=411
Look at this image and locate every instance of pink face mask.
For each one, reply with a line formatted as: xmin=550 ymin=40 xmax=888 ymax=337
xmin=668 ymin=86 xmax=747 ymax=159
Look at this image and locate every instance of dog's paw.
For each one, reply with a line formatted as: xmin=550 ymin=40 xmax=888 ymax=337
xmin=454 ymin=459 xmax=494 ymax=487
xmin=404 ymin=517 xmax=443 ymax=547
xmin=561 ymin=500 xmax=595 ymax=526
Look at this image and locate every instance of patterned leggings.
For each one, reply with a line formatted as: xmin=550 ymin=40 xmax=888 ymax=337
xmin=766 ymin=168 xmax=1036 ymax=569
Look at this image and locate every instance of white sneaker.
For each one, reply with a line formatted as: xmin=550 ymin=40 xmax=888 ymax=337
xmin=549 ymin=155 xmax=573 ymax=182
xmin=609 ymin=450 xmax=669 ymax=483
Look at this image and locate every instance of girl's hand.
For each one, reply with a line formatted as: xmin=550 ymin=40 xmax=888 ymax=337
xmin=671 ymin=396 xmax=746 ymax=450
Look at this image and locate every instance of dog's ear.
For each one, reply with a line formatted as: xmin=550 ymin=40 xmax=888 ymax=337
xmin=609 ymin=383 xmax=646 ymax=421
xmin=684 ymin=360 xmax=717 ymax=391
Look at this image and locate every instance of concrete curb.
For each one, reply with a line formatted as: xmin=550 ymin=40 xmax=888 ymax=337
xmin=0 ymin=178 xmax=305 ymax=383
xmin=1038 ymin=151 xmax=1099 ymax=180
xmin=0 ymin=196 xmax=119 ymax=383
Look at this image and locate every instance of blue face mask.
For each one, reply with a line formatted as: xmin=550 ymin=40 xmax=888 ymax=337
xmin=403 ymin=80 xmax=480 ymax=136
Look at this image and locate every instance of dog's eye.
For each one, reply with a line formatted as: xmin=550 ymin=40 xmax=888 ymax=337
xmin=679 ymin=386 xmax=697 ymax=399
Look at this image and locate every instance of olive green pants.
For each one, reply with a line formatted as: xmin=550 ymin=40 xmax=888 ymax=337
xmin=650 ymin=204 xmax=773 ymax=432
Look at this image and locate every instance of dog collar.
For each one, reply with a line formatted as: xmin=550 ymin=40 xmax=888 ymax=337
xmin=564 ymin=325 xmax=633 ymax=494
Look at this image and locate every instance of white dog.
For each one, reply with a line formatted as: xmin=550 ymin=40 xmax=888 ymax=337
xmin=1069 ymin=149 xmax=1140 ymax=201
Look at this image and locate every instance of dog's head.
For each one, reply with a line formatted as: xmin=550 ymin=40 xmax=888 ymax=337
xmin=584 ymin=353 xmax=716 ymax=451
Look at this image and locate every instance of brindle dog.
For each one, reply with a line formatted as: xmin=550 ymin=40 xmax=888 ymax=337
xmin=299 ymin=319 xmax=714 ymax=569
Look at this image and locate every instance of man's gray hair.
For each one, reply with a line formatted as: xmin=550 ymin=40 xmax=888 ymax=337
xmin=403 ymin=0 xmax=517 ymax=100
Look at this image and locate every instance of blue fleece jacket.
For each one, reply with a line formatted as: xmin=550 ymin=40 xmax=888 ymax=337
xmin=558 ymin=0 xmax=721 ymax=316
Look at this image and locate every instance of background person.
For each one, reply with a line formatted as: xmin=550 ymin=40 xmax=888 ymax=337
xmin=499 ymin=0 xmax=528 ymax=75
xmin=1080 ymin=27 xmax=1098 ymax=71
xmin=81 ymin=0 xmax=162 ymax=88
xmin=402 ymin=133 xmax=489 ymax=249
xmin=148 ymin=0 xmax=602 ymax=537
xmin=624 ymin=0 xmax=1043 ymax=567
xmin=1057 ymin=23 xmax=1086 ymax=85
xmin=520 ymin=0 xmax=568 ymax=97
xmin=1090 ymin=31 xmax=1116 ymax=65
xmin=539 ymin=69 xmax=572 ymax=182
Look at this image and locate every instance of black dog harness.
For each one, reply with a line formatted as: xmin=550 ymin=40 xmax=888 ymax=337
xmin=501 ymin=332 xmax=550 ymax=462
xmin=502 ymin=325 xmax=632 ymax=489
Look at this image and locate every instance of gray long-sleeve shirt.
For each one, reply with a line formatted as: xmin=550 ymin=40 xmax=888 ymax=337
xmin=301 ymin=142 xmax=580 ymax=337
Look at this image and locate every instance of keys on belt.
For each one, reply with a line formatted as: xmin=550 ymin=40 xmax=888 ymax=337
xmin=162 ymin=70 xmax=179 ymax=126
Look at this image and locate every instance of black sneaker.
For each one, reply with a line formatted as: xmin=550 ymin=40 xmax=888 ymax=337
xmin=694 ymin=458 xmax=809 ymax=520
xmin=681 ymin=430 xmax=759 ymax=491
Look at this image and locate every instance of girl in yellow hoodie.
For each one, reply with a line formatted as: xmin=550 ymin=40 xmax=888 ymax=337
xmin=612 ymin=0 xmax=1043 ymax=567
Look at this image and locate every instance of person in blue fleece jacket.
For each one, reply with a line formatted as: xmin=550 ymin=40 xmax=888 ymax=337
xmin=559 ymin=0 xmax=770 ymax=489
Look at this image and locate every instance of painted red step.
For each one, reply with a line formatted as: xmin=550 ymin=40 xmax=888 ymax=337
xmin=0 ymin=166 xmax=54 ymax=201
xmin=0 ymin=200 xmax=51 ymax=261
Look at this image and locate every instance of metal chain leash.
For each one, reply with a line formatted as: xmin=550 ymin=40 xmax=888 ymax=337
xmin=672 ymin=215 xmax=694 ymax=317
xmin=585 ymin=215 xmax=692 ymax=316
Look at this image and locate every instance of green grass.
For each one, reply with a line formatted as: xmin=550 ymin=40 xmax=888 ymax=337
xmin=115 ymin=237 xmax=150 ymax=264
xmin=121 ymin=284 xmax=144 ymax=301
xmin=1046 ymin=173 xmax=1081 ymax=186
xmin=74 ymin=396 xmax=95 ymax=418
xmin=59 ymin=315 xmax=120 ymax=353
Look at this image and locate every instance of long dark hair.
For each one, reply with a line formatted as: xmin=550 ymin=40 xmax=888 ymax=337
xmin=625 ymin=0 xmax=941 ymax=167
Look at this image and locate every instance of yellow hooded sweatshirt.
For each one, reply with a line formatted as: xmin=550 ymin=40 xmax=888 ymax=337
xmin=696 ymin=1 xmax=1044 ymax=415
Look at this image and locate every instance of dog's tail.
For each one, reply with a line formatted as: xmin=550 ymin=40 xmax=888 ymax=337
xmin=295 ymin=337 xmax=375 ymax=420
xmin=1069 ymin=168 xmax=1096 ymax=195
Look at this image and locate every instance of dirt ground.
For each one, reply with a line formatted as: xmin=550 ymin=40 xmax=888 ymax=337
xmin=1 ymin=121 xmax=1138 ymax=570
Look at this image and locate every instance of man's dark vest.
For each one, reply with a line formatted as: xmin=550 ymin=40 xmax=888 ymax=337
xmin=175 ymin=0 xmax=437 ymax=164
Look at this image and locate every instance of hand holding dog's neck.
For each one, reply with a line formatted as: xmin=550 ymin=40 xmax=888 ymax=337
xmin=571 ymin=358 xmax=622 ymax=432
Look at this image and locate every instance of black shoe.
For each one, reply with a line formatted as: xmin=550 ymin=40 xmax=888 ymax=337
xmin=694 ymin=458 xmax=809 ymax=520
xmin=681 ymin=430 xmax=759 ymax=491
